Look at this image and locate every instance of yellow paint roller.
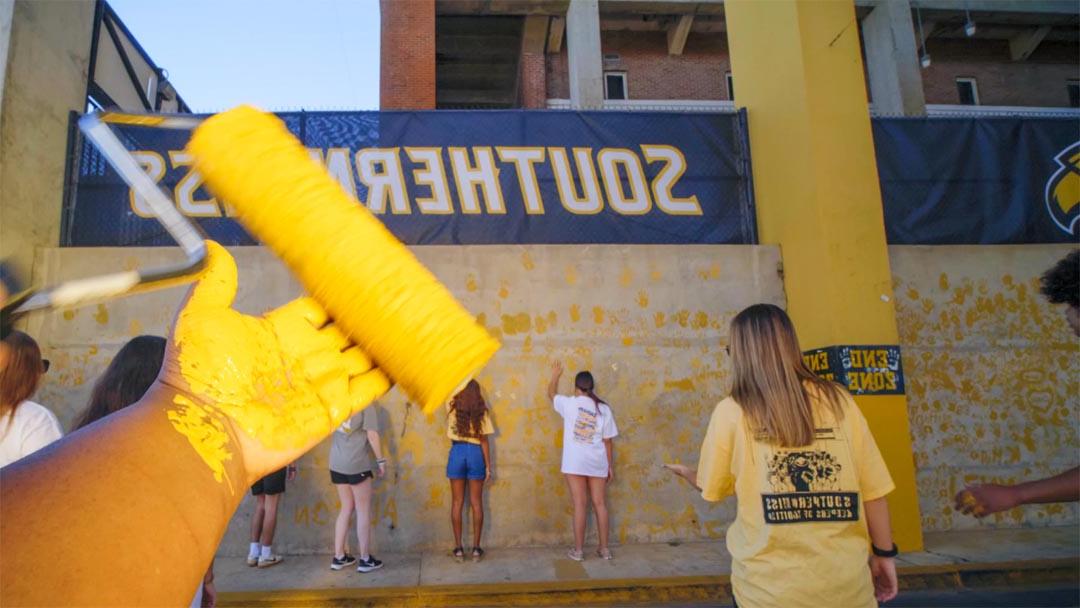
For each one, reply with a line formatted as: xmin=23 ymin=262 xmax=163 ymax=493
xmin=187 ymin=105 xmax=499 ymax=414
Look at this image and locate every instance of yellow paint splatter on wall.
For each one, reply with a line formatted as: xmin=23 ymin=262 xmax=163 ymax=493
xmin=501 ymin=313 xmax=532 ymax=335
xmin=592 ymin=306 xmax=605 ymax=324
xmin=565 ymin=264 xmax=578 ymax=286
xmin=569 ymin=304 xmax=581 ymax=323
xmin=93 ymin=304 xmax=109 ymax=325
xmin=637 ymin=291 xmax=649 ymax=308
xmin=521 ymin=251 xmax=535 ymax=271
xmin=619 ymin=267 xmax=634 ymax=287
xmin=466 ymin=275 xmax=479 ymax=293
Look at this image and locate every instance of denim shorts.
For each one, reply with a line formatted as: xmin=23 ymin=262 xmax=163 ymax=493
xmin=446 ymin=441 xmax=486 ymax=480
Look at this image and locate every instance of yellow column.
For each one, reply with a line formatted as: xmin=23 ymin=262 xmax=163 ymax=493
xmin=725 ymin=0 xmax=923 ymax=549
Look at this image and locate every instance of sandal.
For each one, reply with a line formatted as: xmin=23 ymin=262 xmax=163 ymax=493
xmin=596 ymin=548 xmax=612 ymax=560
xmin=452 ymin=547 xmax=465 ymax=562
xmin=471 ymin=547 xmax=485 ymax=562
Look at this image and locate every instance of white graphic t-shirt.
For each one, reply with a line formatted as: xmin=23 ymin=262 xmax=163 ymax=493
xmin=553 ymin=395 xmax=618 ymax=477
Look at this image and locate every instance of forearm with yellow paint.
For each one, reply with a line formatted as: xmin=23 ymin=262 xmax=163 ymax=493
xmin=0 ymin=382 xmax=245 ymax=606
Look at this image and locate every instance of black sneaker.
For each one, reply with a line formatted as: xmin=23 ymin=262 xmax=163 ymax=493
xmin=331 ymin=554 xmax=357 ymax=570
xmin=356 ymin=555 xmax=383 ymax=572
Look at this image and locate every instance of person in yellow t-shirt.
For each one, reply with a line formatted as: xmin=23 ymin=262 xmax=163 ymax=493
xmin=445 ymin=379 xmax=495 ymax=562
xmin=666 ymin=304 xmax=899 ymax=608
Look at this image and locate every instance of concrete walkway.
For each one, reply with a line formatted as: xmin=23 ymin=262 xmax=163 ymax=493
xmin=216 ymin=526 xmax=1079 ymax=606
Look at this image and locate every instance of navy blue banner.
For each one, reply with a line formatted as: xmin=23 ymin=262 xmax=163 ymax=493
xmin=873 ymin=117 xmax=1079 ymax=245
xmin=64 ymin=111 xmax=757 ymax=246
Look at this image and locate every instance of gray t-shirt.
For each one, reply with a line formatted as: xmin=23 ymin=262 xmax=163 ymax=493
xmin=329 ymin=407 xmax=380 ymax=475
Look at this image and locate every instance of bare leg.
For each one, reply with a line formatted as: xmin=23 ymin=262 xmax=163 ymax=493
xmin=352 ymin=479 xmax=374 ymax=559
xmin=565 ymin=474 xmax=589 ymax=553
xmin=259 ymin=493 xmax=281 ymax=546
xmin=250 ymin=494 xmax=266 ymax=543
xmin=333 ymin=484 xmax=355 ymax=558
xmin=468 ymin=479 xmax=484 ymax=548
xmin=587 ymin=476 xmax=610 ymax=552
xmin=449 ymin=478 xmax=466 ymax=548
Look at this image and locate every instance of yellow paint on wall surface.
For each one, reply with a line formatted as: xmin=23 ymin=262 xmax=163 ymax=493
xmin=637 ymin=291 xmax=649 ymax=308
xmin=619 ymin=267 xmax=634 ymax=287
xmin=466 ymin=274 xmax=479 ymax=292
xmin=622 ymin=336 xmax=634 ymax=346
xmin=698 ymin=263 xmax=721 ymax=281
xmin=569 ymin=304 xmax=581 ymax=323
xmin=691 ymin=311 xmax=709 ymax=330
xmin=593 ymin=306 xmax=605 ymax=324
xmin=664 ymin=378 xmax=695 ymax=392
xmin=521 ymin=251 xmax=535 ymax=271
xmin=565 ymin=264 xmax=578 ymax=286
xmin=654 ymin=312 xmax=665 ymax=328
xmin=62 ymin=310 xmax=75 ymax=321
xmin=93 ymin=303 xmax=109 ymax=325
xmin=650 ymin=269 xmax=663 ymax=283
xmin=938 ymin=273 xmax=949 ymax=291
xmin=128 ymin=319 xmax=143 ymax=336
xmin=501 ymin=313 xmax=531 ymax=335
xmin=498 ymin=283 xmax=510 ymax=299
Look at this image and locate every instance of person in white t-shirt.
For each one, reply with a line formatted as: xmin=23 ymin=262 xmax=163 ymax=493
xmin=0 ymin=331 xmax=62 ymax=468
xmin=547 ymin=361 xmax=618 ymax=561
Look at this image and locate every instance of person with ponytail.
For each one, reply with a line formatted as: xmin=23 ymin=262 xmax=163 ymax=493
xmin=547 ymin=362 xmax=618 ymax=561
xmin=445 ymin=379 xmax=495 ymax=562
xmin=665 ymin=304 xmax=898 ymax=607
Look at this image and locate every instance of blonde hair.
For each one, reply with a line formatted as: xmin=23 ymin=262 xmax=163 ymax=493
xmin=729 ymin=304 xmax=845 ymax=447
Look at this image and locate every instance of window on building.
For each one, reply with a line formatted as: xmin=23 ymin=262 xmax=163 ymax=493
xmin=604 ymin=72 xmax=627 ymax=100
xmin=955 ymin=78 xmax=979 ymax=106
xmin=1068 ymin=80 xmax=1080 ymax=108
xmin=726 ymin=72 xmax=735 ymax=101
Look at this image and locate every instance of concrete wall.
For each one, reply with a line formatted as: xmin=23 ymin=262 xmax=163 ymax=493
xmin=891 ymin=245 xmax=1079 ymax=533
xmin=25 ymin=243 xmax=1079 ymax=553
xmin=0 ymin=0 xmax=95 ymax=280
xmin=27 ymin=244 xmax=784 ymax=556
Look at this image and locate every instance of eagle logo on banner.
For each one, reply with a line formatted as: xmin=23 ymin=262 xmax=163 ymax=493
xmin=1045 ymin=142 xmax=1080 ymax=237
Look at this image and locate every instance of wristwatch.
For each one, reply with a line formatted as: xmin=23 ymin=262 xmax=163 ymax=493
xmin=871 ymin=543 xmax=899 ymax=558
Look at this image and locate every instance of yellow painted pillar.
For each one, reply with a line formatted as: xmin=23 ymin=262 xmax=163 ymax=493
xmin=725 ymin=0 xmax=923 ymax=549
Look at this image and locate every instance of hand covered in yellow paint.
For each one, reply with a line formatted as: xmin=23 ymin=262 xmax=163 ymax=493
xmin=159 ymin=242 xmax=390 ymax=484
xmin=954 ymin=484 xmax=1019 ymax=518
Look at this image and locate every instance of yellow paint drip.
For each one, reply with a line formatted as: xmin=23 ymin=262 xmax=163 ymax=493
xmin=521 ymin=251 xmax=535 ymax=270
xmin=167 ymin=394 xmax=234 ymax=490
xmin=188 ymin=106 xmax=498 ymax=414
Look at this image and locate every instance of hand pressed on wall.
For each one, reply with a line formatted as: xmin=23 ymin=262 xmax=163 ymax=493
xmin=158 ymin=241 xmax=391 ymax=484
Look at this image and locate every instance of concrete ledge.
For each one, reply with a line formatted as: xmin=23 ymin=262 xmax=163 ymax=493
xmin=218 ymin=559 xmax=1078 ymax=607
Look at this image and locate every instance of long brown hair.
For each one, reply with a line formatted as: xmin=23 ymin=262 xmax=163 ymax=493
xmin=449 ymin=379 xmax=487 ymax=438
xmin=0 ymin=331 xmax=45 ymax=419
xmin=74 ymin=336 xmax=166 ymax=430
xmin=574 ymin=371 xmax=607 ymax=415
xmin=729 ymin=304 xmax=844 ymax=447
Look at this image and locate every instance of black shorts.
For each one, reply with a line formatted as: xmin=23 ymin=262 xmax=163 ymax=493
xmin=251 ymin=467 xmax=287 ymax=496
xmin=331 ymin=470 xmax=374 ymax=485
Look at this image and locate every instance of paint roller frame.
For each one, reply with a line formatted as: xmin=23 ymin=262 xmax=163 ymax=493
xmin=1 ymin=112 xmax=208 ymax=333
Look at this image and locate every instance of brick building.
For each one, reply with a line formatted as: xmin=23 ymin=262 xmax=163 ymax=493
xmin=381 ymin=0 xmax=1079 ymax=114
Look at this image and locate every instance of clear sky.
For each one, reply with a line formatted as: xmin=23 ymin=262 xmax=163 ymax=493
xmin=108 ymin=0 xmax=381 ymax=112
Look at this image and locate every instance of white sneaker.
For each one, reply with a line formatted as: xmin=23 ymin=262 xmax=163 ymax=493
xmin=246 ymin=556 xmax=258 ymax=567
xmin=567 ymin=548 xmax=584 ymax=561
xmin=257 ymin=554 xmax=284 ymax=568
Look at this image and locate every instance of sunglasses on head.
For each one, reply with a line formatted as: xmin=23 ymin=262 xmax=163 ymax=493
xmin=41 ymin=359 xmax=50 ymax=373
